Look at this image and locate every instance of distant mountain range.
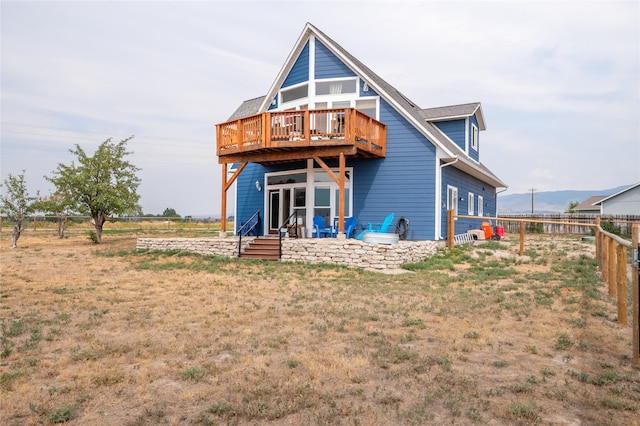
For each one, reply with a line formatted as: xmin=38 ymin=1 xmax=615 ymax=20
xmin=498 ymin=185 xmax=630 ymax=214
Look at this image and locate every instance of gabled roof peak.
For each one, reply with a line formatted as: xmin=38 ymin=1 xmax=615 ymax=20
xmin=420 ymin=103 xmax=486 ymax=130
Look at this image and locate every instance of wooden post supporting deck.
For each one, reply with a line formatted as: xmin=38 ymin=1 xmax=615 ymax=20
xmin=338 ymin=153 xmax=345 ymax=235
xmin=519 ymin=222 xmax=525 ymax=256
xmin=221 ymin=163 xmax=227 ymax=233
xmin=313 ymin=155 xmax=347 ymax=236
xmin=220 ymin=162 xmax=248 ymax=235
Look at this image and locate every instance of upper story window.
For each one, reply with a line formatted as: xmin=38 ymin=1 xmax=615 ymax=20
xmin=281 ymin=83 xmax=308 ymax=104
xmin=356 ymin=99 xmax=377 ymax=119
xmin=316 ymin=78 xmax=357 ymax=95
xmin=471 ymin=124 xmax=478 ymax=150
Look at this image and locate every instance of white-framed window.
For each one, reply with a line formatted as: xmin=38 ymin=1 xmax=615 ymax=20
xmin=468 ymin=192 xmax=474 ymax=215
xmin=447 ymin=185 xmax=458 ymax=215
xmin=355 ymin=99 xmax=378 ymax=119
xmin=281 ymin=83 xmax=308 ymax=104
xmin=471 ymin=124 xmax=478 ymax=150
xmin=315 ymin=78 xmax=357 ymax=95
xmin=478 ymin=195 xmax=484 ymax=216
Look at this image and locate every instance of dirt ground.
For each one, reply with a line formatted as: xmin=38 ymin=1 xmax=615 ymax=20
xmin=1 ymin=230 xmax=638 ymax=425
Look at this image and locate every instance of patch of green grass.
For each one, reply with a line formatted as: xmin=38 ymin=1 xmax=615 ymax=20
xmin=507 ymin=402 xmax=542 ymax=421
xmin=554 ymin=332 xmax=574 ymax=350
xmin=48 ymin=406 xmax=78 ymax=423
xmin=463 ymin=331 xmax=480 ymax=339
xmin=182 ymin=367 xmax=207 ymax=381
xmin=401 ymin=318 xmax=425 ymax=328
xmin=0 ymin=368 xmax=27 ymax=391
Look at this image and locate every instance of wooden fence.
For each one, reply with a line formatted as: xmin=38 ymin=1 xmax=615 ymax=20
xmin=447 ymin=211 xmax=640 ymax=365
xmin=595 ymin=218 xmax=640 ymax=365
xmin=499 ymin=214 xmax=639 ymax=236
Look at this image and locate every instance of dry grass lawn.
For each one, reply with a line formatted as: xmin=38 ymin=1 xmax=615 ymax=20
xmin=1 ymin=230 xmax=638 ymax=425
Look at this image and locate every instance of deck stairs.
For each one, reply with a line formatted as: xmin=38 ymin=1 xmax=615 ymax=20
xmin=240 ymin=237 xmax=280 ymax=261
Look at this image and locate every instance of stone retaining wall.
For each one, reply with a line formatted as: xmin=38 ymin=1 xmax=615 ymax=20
xmin=136 ymin=237 xmax=442 ymax=270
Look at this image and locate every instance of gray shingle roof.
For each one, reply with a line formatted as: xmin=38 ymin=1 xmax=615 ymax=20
xmin=227 ymin=96 xmax=265 ymax=121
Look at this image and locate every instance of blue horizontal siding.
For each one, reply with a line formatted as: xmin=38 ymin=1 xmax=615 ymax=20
xmin=235 ymin=163 xmax=267 ymax=235
xmin=282 ymin=41 xmax=310 ymax=88
xmin=315 ymin=40 xmax=356 ymax=79
xmin=441 ymin=166 xmax=497 ymax=237
xmin=433 ymin=119 xmax=466 ymax=151
xmin=351 ymin=99 xmax=436 ymax=240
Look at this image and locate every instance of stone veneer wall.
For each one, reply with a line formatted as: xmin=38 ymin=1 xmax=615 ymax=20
xmin=136 ymin=237 xmax=442 ymax=270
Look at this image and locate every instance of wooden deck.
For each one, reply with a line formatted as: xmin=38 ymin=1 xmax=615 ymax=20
xmin=216 ymin=108 xmax=386 ymax=164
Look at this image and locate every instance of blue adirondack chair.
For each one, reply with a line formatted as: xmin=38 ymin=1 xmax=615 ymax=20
xmin=313 ymin=215 xmax=333 ymax=238
xmin=344 ymin=217 xmax=358 ymax=238
xmin=356 ymin=213 xmax=394 ymax=240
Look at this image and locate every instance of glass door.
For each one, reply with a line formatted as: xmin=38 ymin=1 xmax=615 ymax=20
xmin=268 ymin=190 xmax=280 ymax=234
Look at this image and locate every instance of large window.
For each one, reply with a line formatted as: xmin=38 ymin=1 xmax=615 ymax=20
xmin=281 ymin=84 xmax=308 ymax=103
xmin=316 ymin=79 xmax=357 ymax=95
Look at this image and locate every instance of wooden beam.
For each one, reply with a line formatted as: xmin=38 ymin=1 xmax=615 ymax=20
xmin=220 ymin=162 xmax=248 ymax=233
xmin=221 ymin=163 xmax=227 ymax=233
xmin=219 ymin=146 xmax=357 ymax=165
xmin=224 ymin=162 xmax=247 ymax=192
xmin=313 ymin=157 xmax=339 ymax=185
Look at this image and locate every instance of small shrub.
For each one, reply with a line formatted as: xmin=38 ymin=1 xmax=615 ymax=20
xmin=402 ymin=318 xmax=425 ymax=328
xmin=507 ymin=402 xmax=541 ymax=421
xmin=48 ymin=406 xmax=78 ymax=423
xmin=554 ymin=332 xmax=574 ymax=350
xmin=87 ymin=231 xmax=98 ymax=244
xmin=463 ymin=331 xmax=480 ymax=339
xmin=182 ymin=367 xmax=206 ymax=381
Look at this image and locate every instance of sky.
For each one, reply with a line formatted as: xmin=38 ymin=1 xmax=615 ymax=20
xmin=1 ymin=0 xmax=639 ymax=217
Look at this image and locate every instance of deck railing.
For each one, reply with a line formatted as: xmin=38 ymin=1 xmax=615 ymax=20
xmin=216 ymin=108 xmax=386 ymax=159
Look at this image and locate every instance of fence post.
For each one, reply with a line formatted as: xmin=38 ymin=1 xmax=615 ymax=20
xmin=519 ymin=222 xmax=525 ymax=256
xmin=632 ymin=223 xmax=639 ymax=365
xmin=608 ymin=237 xmax=616 ymax=297
xmin=447 ymin=209 xmax=454 ymax=248
xmin=617 ymin=244 xmax=627 ymax=325
xmin=595 ymin=217 xmax=601 ymax=270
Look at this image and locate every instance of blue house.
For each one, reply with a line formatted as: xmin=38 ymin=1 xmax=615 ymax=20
xmin=216 ymin=23 xmax=506 ymax=240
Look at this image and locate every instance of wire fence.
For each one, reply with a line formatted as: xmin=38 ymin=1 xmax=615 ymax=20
xmin=0 ymin=215 xmax=230 ymax=234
